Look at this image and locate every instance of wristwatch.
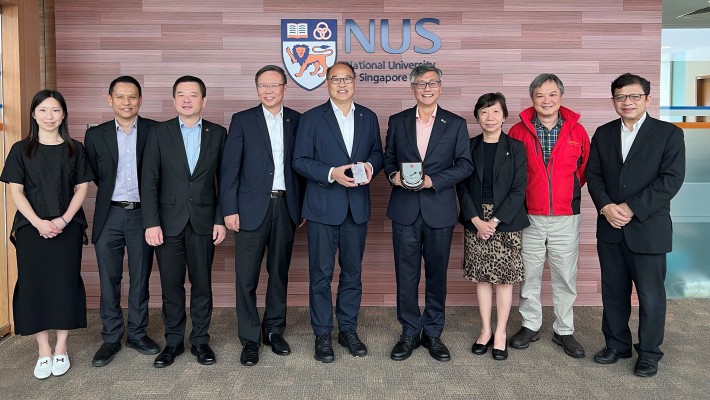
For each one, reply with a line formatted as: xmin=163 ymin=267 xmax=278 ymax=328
xmin=492 ymin=217 xmax=501 ymax=225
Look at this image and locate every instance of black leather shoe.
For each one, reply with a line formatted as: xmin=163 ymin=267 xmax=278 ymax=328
xmin=510 ymin=327 xmax=540 ymax=349
xmin=153 ymin=343 xmax=185 ymax=368
xmin=421 ymin=335 xmax=451 ymax=362
xmin=263 ymin=333 xmax=291 ymax=356
xmin=338 ymin=330 xmax=368 ymax=357
xmin=552 ymin=333 xmax=586 ymax=358
xmin=126 ymin=336 xmax=161 ymax=355
xmin=593 ymin=347 xmax=632 ymax=364
xmin=634 ymin=357 xmax=658 ymax=377
xmin=472 ymin=335 xmax=494 ymax=355
xmin=191 ymin=344 xmax=216 ymax=365
xmin=314 ymin=334 xmax=335 ymax=363
xmin=240 ymin=342 xmax=259 ymax=366
xmin=91 ymin=342 xmax=121 ymax=367
xmin=390 ymin=334 xmax=420 ymax=361
xmin=492 ymin=344 xmax=508 ymax=361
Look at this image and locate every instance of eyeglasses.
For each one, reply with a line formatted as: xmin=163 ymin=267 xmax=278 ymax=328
xmin=329 ymin=76 xmax=354 ymax=84
xmin=413 ymin=81 xmax=441 ymax=90
xmin=257 ymin=83 xmax=285 ymax=91
xmin=613 ymin=94 xmax=646 ymax=102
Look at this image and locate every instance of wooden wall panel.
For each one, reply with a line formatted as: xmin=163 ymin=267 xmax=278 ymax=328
xmin=52 ymin=0 xmax=663 ymax=310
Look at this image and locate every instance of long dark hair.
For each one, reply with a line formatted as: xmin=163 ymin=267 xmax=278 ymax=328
xmin=25 ymin=89 xmax=76 ymax=158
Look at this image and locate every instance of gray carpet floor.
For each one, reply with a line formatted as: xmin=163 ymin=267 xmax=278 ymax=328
xmin=0 ymin=300 xmax=708 ymax=399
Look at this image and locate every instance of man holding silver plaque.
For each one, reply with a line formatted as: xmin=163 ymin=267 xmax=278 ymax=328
xmin=383 ymin=63 xmax=473 ymax=362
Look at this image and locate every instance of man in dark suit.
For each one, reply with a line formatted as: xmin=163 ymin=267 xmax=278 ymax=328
xmin=586 ymin=73 xmax=685 ymax=377
xmin=85 ymin=76 xmax=160 ymax=366
xmin=220 ymin=65 xmax=304 ymax=366
xmin=384 ymin=64 xmax=473 ymax=362
xmin=142 ymin=75 xmax=227 ymax=368
xmin=293 ymin=61 xmax=383 ymax=363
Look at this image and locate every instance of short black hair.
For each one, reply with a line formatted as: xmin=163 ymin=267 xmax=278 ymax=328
xmin=611 ymin=73 xmax=651 ymax=96
xmin=172 ymin=75 xmax=207 ymax=98
xmin=474 ymin=92 xmax=509 ymax=120
xmin=326 ymin=61 xmax=356 ymax=79
xmin=255 ymin=65 xmax=287 ymax=85
xmin=109 ymin=76 xmax=142 ymax=97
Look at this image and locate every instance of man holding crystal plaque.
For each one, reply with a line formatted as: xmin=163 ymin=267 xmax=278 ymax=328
xmin=292 ymin=61 xmax=383 ymax=363
xmin=384 ymin=63 xmax=473 ymax=362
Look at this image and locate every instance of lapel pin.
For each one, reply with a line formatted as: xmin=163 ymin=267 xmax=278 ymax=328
xmin=441 ymin=118 xmax=446 ymax=123
xmin=506 ymin=151 xmax=509 ymax=156
xmin=286 ymin=118 xmax=290 ymax=122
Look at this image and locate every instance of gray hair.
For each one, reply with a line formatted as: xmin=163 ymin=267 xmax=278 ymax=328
xmin=529 ymin=73 xmax=565 ymax=98
xmin=410 ymin=63 xmax=442 ymax=82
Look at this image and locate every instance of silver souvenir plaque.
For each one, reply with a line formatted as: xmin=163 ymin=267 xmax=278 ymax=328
xmin=400 ymin=162 xmax=424 ymax=190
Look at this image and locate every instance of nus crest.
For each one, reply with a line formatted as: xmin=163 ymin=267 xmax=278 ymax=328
xmin=281 ymin=19 xmax=337 ymax=91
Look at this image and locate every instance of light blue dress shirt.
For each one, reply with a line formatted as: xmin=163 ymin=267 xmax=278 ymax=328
xmin=179 ymin=118 xmax=202 ymax=174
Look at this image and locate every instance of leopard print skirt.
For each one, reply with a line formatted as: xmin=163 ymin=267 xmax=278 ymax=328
xmin=463 ymin=203 xmax=524 ymax=284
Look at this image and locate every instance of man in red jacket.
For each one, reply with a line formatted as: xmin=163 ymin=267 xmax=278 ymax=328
xmin=508 ymin=73 xmax=590 ymax=358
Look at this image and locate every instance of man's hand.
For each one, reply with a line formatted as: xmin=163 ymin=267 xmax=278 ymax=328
xmin=145 ymin=226 xmax=164 ymax=246
xmin=601 ymin=203 xmax=632 ymax=229
xmin=618 ymin=202 xmax=635 ymax=219
xmin=224 ymin=214 xmax=240 ymax=232
xmin=420 ymin=175 xmax=433 ymax=190
xmin=331 ymin=164 xmax=357 ymax=187
xmin=390 ymin=171 xmax=402 ymax=187
xmin=213 ymin=225 xmax=227 ymax=245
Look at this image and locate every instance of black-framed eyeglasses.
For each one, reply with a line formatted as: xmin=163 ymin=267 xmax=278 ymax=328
xmin=330 ymin=76 xmax=354 ymax=84
xmin=257 ymin=83 xmax=285 ymax=91
xmin=413 ymin=81 xmax=441 ymax=90
xmin=613 ymin=94 xmax=646 ymax=102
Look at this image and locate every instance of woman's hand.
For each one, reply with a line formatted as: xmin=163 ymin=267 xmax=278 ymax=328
xmin=36 ymin=219 xmax=62 ymax=238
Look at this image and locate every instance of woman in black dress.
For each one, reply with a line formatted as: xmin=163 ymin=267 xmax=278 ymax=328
xmin=457 ymin=93 xmax=528 ymax=360
xmin=0 ymin=90 xmax=93 ymax=379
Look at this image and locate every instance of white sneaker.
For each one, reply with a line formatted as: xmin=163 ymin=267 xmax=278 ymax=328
xmin=51 ymin=354 xmax=71 ymax=376
xmin=34 ymin=356 xmax=52 ymax=379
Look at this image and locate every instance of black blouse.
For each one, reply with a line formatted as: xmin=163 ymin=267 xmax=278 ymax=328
xmin=0 ymin=138 xmax=94 ymax=244
xmin=481 ymin=141 xmax=498 ymax=203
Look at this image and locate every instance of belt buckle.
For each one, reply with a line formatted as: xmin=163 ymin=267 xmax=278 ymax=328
xmin=125 ymin=202 xmax=135 ymax=210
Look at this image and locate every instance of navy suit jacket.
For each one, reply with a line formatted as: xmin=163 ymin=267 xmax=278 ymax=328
xmin=586 ymin=114 xmax=685 ymax=254
xmin=384 ymin=106 xmax=473 ymax=229
xmin=292 ymin=101 xmax=383 ymax=225
xmin=220 ymin=105 xmax=304 ymax=230
xmin=84 ymin=116 xmax=156 ymax=243
xmin=141 ymin=117 xmax=226 ymax=236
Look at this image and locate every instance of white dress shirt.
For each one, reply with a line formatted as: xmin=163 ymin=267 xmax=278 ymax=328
xmin=263 ymin=105 xmax=286 ymax=191
xmin=621 ymin=112 xmax=646 ymax=161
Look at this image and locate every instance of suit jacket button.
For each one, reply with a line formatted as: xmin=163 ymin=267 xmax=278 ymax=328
xmin=188 ymin=197 xmax=192 ymax=201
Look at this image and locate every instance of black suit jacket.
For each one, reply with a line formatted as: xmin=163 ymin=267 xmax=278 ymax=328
xmin=586 ymin=114 xmax=685 ymax=254
xmin=384 ymin=106 xmax=473 ymax=229
xmin=84 ymin=116 xmax=156 ymax=243
xmin=456 ymin=133 xmax=529 ymax=232
xmin=220 ymin=105 xmax=304 ymax=230
xmin=141 ymin=117 xmax=226 ymax=236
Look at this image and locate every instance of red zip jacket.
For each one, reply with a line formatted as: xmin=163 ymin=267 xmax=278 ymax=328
xmin=508 ymin=106 xmax=590 ymax=216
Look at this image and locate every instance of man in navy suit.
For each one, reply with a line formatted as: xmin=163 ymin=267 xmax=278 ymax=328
xmin=293 ymin=61 xmax=383 ymax=363
xmin=220 ymin=65 xmax=304 ymax=366
xmin=586 ymin=73 xmax=685 ymax=377
xmin=142 ymin=76 xmax=227 ymax=368
xmin=384 ymin=64 xmax=473 ymax=362
xmin=85 ymin=76 xmax=160 ymax=367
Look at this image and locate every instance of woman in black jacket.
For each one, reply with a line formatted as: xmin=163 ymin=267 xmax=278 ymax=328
xmin=457 ymin=93 xmax=528 ymax=360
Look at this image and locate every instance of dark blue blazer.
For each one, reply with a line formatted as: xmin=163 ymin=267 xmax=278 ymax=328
xmin=586 ymin=114 xmax=685 ymax=254
xmin=220 ymin=105 xmax=303 ymax=230
xmin=292 ymin=101 xmax=383 ymax=225
xmin=384 ymin=106 xmax=473 ymax=229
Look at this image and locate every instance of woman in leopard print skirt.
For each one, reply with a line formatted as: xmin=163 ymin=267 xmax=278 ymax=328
xmin=456 ymin=93 xmax=529 ymax=360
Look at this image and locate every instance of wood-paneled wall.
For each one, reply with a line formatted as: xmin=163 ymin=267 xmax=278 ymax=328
xmin=53 ymin=0 xmax=661 ymax=309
